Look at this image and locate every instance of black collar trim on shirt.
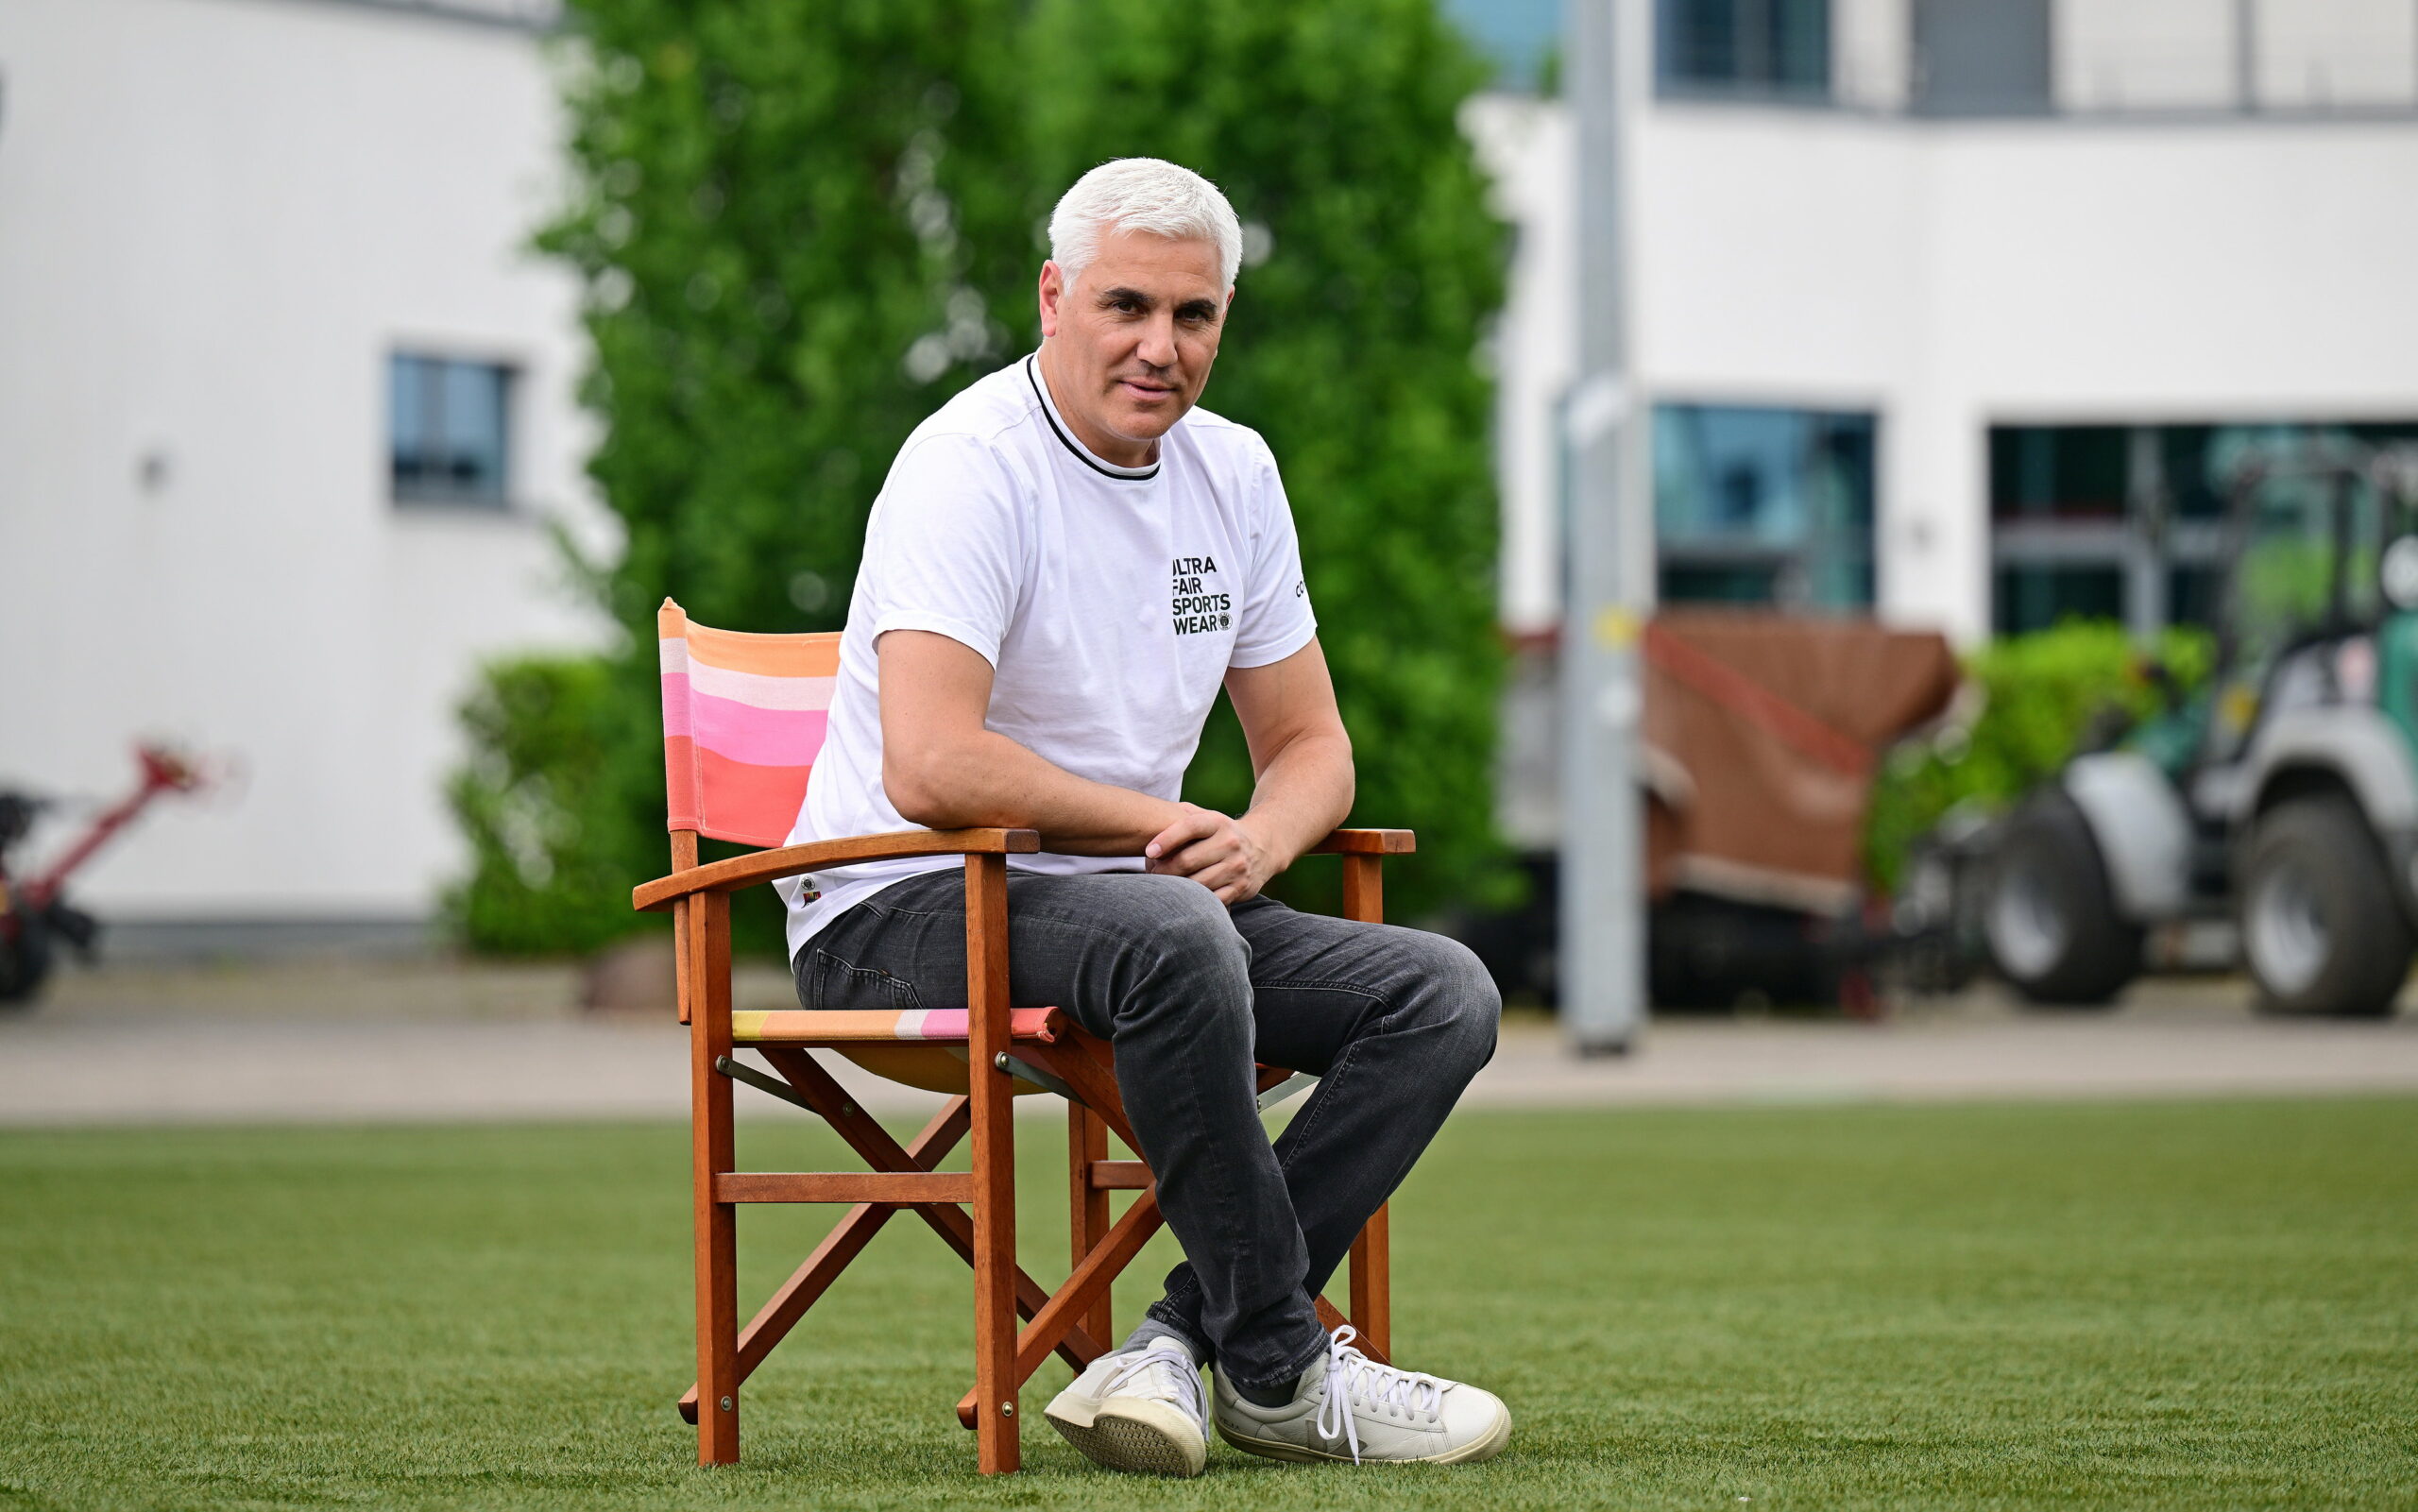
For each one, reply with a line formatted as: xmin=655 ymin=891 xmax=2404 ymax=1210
xmin=1025 ymin=357 xmax=1161 ymax=481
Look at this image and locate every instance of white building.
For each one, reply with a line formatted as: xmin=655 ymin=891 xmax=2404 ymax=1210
xmin=1467 ymin=0 xmax=2418 ymax=847
xmin=9 ymin=0 xmax=2416 ymax=939
xmin=0 ymin=0 xmax=604 ymax=947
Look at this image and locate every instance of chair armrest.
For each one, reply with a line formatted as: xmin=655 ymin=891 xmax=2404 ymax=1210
xmin=633 ymin=827 xmax=1040 ymax=912
xmin=1305 ymin=828 xmax=1416 ymax=856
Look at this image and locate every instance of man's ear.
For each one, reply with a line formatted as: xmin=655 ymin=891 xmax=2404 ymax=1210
xmin=1038 ymin=261 xmax=1065 ymax=339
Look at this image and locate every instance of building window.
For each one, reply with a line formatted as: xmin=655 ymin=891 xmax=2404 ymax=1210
xmin=1653 ymin=403 xmax=1875 ymax=610
xmin=1657 ymin=0 xmax=1831 ymax=101
xmin=1988 ymin=421 xmax=2418 ymax=637
xmin=390 ymin=352 xmax=513 ymax=507
xmin=1911 ymin=0 xmax=2051 ymax=117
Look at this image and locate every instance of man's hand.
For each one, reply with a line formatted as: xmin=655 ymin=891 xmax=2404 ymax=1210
xmin=1144 ymin=803 xmax=1281 ymax=905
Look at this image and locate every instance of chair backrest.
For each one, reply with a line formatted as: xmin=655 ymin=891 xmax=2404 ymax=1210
xmin=657 ymin=598 xmax=840 ymax=848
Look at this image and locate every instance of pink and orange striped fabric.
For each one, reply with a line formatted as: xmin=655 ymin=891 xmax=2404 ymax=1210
xmin=658 ymin=599 xmax=839 ymax=847
xmin=729 ymin=1007 xmax=1063 ymax=1045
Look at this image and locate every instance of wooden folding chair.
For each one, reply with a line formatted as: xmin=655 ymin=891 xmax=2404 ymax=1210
xmin=634 ymin=599 xmax=1412 ymax=1473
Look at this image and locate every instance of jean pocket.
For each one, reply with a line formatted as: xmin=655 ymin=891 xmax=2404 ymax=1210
xmin=806 ymin=949 xmax=921 ymax=1012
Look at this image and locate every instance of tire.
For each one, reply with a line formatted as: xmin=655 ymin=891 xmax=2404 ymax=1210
xmin=2239 ymin=796 xmax=2413 ymax=1018
xmin=1983 ymin=794 xmax=2143 ymax=1006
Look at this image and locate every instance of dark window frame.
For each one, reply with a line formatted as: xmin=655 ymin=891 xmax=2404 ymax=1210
xmin=1986 ymin=420 xmax=2418 ymax=637
xmin=1656 ymin=0 xmax=1834 ymax=105
xmin=388 ymin=349 xmax=518 ymax=510
xmin=1652 ymin=399 xmax=1879 ymax=612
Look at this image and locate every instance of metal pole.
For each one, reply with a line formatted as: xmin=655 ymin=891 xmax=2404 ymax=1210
xmin=1560 ymin=0 xmax=1651 ymax=1055
xmin=2235 ymin=0 xmax=2257 ymax=112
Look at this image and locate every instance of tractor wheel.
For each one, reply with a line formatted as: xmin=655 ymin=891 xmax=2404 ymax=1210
xmin=2240 ymin=796 xmax=2412 ymax=1018
xmin=1984 ymin=794 xmax=2142 ymax=1006
xmin=0 ymin=911 xmax=53 ymax=1007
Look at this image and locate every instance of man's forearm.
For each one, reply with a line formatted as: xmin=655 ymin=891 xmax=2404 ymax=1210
xmin=1239 ymin=729 xmax=1355 ymax=869
xmin=888 ymin=730 xmax=1183 ymax=856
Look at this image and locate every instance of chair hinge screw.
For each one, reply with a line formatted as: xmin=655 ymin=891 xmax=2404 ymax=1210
xmin=994 ymin=1053 xmax=1011 ymax=1072
xmin=720 ymin=1397 xmax=733 ymax=1412
xmin=841 ymin=1104 xmax=855 ymax=1117
xmin=1000 ymin=1402 xmax=1014 ymax=1418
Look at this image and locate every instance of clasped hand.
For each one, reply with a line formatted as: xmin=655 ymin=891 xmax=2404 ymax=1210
xmin=1144 ymin=803 xmax=1280 ymax=905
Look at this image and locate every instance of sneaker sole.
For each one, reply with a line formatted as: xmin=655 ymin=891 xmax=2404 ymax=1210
xmin=1046 ymin=1399 xmax=1208 ymax=1478
xmin=1216 ymin=1405 xmax=1511 ymax=1467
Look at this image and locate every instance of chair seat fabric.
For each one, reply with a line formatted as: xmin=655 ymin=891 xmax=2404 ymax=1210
xmin=729 ymin=1007 xmax=1062 ymax=1045
xmin=733 ymin=1009 xmax=1065 ymax=1098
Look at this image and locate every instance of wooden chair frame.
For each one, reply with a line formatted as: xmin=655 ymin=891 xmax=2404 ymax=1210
xmin=635 ymin=824 xmax=1413 ymax=1473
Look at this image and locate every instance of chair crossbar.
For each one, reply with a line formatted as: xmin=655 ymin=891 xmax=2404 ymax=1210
xmin=996 ymin=1052 xmax=1077 ymax=1099
xmin=716 ymin=1171 xmax=973 ymax=1203
xmin=714 ymin=1053 xmax=813 ymax=1111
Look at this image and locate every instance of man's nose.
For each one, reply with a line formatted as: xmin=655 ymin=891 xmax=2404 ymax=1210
xmin=1136 ymin=314 xmax=1179 ymax=370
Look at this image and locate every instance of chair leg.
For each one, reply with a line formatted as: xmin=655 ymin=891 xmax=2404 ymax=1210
xmin=1350 ymin=1203 xmax=1391 ymax=1360
xmin=1069 ymin=1104 xmax=1114 ymax=1350
xmin=687 ymin=892 xmax=740 ymax=1465
xmin=965 ymin=855 xmax=1020 ymax=1473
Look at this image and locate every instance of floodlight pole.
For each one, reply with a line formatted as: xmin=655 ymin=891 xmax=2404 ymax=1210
xmin=1560 ymin=0 xmax=1652 ymax=1054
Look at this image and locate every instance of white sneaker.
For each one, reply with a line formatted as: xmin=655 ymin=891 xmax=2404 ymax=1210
xmin=1213 ymin=1326 xmax=1511 ymax=1466
xmin=1043 ymin=1337 xmax=1209 ymax=1477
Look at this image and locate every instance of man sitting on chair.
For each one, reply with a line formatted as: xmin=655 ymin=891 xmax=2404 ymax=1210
xmin=777 ymin=157 xmax=1509 ymax=1475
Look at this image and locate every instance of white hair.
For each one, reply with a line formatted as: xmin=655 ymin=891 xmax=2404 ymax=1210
xmin=1047 ymin=158 xmax=1244 ymax=293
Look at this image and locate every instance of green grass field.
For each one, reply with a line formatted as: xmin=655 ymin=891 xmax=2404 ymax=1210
xmin=3 ymin=1099 xmax=2413 ymax=1510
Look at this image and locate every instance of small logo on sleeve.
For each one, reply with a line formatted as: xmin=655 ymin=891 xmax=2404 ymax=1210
xmin=1172 ymin=554 xmax=1232 ymax=636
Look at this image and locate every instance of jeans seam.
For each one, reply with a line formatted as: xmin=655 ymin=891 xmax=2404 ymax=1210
xmin=1253 ymin=977 xmax=1388 ymax=1000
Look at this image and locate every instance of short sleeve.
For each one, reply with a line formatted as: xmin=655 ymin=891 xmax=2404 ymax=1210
xmin=860 ymin=433 xmax=1025 ymax=667
xmin=1229 ymin=444 xmax=1317 ymax=670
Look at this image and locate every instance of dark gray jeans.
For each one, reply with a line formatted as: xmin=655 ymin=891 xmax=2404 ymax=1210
xmin=792 ymin=866 xmax=1500 ymax=1391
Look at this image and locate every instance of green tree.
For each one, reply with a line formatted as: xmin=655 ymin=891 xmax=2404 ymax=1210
xmin=456 ymin=0 xmax=1034 ymax=953
xmin=451 ymin=0 xmax=1510 ymax=953
xmin=545 ymin=0 xmax=1032 ymax=640
xmin=1025 ymin=0 xmax=1514 ymax=917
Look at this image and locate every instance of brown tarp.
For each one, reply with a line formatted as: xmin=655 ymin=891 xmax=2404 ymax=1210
xmin=1642 ymin=609 xmax=1959 ymax=914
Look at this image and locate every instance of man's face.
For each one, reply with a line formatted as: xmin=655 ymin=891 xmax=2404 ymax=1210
xmin=1037 ymin=228 xmax=1230 ymax=463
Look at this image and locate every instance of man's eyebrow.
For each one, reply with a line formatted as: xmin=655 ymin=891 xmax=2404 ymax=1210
xmin=1095 ymin=285 xmax=1154 ymax=307
xmin=1174 ymin=297 xmax=1219 ymax=318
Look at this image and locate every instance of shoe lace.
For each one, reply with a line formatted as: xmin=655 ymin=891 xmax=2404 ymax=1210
xmin=1106 ymin=1338 xmax=1206 ymax=1433
xmin=1313 ymin=1325 xmax=1444 ymax=1465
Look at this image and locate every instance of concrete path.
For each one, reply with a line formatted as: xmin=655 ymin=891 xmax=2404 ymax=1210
xmin=3 ymin=959 xmax=2415 ymax=1126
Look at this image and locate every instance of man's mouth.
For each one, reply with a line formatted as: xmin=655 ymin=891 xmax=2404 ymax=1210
xmin=1117 ymin=377 xmax=1175 ymax=399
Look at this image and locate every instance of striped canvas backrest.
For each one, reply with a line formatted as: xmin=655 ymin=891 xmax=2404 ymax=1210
xmin=657 ymin=599 xmax=839 ymax=848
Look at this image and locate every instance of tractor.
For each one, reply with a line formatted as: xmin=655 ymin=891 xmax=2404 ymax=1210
xmin=1979 ymin=441 xmax=2418 ymax=1016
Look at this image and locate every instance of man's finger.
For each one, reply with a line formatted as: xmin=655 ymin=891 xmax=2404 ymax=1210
xmin=1144 ymin=809 xmax=1220 ymax=861
xmin=1158 ymin=831 xmax=1238 ymax=876
xmin=1185 ymin=854 xmax=1241 ymax=892
xmin=1209 ymin=866 xmax=1267 ymax=899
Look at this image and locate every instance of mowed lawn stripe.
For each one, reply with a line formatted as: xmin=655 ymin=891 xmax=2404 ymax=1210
xmin=0 ymin=1099 xmax=2412 ymax=1509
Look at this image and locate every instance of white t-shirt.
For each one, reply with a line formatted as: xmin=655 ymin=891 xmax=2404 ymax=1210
xmin=776 ymin=353 xmax=1318 ymax=960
